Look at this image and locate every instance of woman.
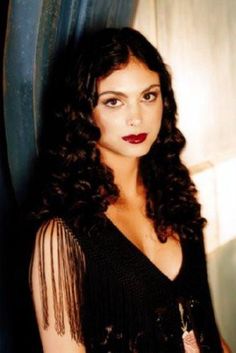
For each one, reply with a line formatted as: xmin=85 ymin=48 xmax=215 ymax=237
xmin=29 ymin=27 xmax=230 ymax=352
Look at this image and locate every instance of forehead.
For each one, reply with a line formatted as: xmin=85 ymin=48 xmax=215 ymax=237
xmin=96 ymin=57 xmax=160 ymax=93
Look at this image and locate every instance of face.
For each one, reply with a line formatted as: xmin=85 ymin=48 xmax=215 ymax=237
xmin=92 ymin=57 xmax=163 ymax=160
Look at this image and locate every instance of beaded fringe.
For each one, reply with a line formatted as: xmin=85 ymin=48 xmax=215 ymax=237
xmin=29 ymin=217 xmax=157 ymax=351
xmin=29 ymin=218 xmax=86 ymax=343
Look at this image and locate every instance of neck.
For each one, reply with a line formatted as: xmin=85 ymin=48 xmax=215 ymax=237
xmin=99 ymin=148 xmax=144 ymax=203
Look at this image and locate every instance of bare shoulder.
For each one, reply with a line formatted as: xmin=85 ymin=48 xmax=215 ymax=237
xmin=30 ymin=218 xmax=86 ymax=353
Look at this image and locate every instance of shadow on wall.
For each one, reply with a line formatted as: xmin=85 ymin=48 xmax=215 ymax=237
xmin=208 ymin=238 xmax=236 ymax=352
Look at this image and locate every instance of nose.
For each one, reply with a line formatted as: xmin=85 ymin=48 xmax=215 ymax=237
xmin=126 ymin=102 xmax=142 ymax=127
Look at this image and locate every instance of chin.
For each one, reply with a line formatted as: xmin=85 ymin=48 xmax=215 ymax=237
xmin=123 ymin=145 xmax=152 ymax=158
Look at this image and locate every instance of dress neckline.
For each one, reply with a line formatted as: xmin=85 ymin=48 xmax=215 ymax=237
xmin=104 ymin=215 xmax=185 ymax=284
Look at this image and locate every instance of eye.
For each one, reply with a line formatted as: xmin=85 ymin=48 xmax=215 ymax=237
xmin=103 ymin=98 xmax=123 ymax=107
xmin=142 ymin=91 xmax=158 ymax=102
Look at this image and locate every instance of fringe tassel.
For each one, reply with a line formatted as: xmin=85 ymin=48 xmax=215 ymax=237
xmin=29 ymin=217 xmax=86 ymax=343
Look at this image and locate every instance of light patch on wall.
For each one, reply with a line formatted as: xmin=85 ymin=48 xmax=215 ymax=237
xmin=215 ymin=158 xmax=236 ymax=246
xmin=133 ymin=0 xmax=236 ymax=253
xmin=192 ymin=156 xmax=236 ymax=253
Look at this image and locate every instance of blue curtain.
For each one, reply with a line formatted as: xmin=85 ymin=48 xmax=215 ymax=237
xmin=1 ymin=1 xmax=137 ymax=351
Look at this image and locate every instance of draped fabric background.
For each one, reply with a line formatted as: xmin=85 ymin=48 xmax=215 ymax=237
xmin=134 ymin=0 xmax=236 ymax=351
xmin=2 ymin=1 xmax=235 ymax=352
xmin=1 ymin=1 xmax=137 ymax=352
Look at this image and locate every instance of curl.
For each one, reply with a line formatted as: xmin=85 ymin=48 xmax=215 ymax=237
xmin=31 ymin=27 xmax=206 ymax=242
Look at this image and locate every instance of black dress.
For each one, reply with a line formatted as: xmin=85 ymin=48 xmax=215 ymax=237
xmin=34 ymin=217 xmax=223 ymax=353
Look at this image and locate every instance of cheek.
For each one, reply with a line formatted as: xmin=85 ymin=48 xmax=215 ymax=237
xmin=92 ymin=111 xmax=106 ymax=133
xmin=94 ymin=116 xmax=117 ymax=138
xmin=149 ymin=105 xmax=163 ymax=125
xmin=93 ymin=110 xmax=122 ymax=135
xmin=156 ymin=103 xmax=163 ymax=123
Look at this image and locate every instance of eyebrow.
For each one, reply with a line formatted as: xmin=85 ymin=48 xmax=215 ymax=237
xmin=98 ymin=84 xmax=161 ymax=98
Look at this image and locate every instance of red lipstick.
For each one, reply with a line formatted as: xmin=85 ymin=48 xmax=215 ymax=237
xmin=122 ymin=133 xmax=148 ymax=144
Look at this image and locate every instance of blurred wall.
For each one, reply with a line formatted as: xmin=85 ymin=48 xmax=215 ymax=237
xmin=133 ymin=0 xmax=236 ymax=350
xmin=133 ymin=0 xmax=236 ymax=251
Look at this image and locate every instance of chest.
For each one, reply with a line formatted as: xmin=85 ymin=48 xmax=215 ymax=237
xmin=80 ymin=214 xmax=200 ymax=353
xmin=105 ymin=206 xmax=183 ymax=281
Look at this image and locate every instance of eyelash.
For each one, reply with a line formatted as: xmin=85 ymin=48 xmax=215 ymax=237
xmin=102 ymin=91 xmax=159 ymax=107
xmin=104 ymin=98 xmax=121 ymax=107
xmin=142 ymin=91 xmax=158 ymax=101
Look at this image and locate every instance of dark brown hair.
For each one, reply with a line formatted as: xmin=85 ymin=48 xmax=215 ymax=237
xmin=32 ymin=27 xmax=206 ymax=241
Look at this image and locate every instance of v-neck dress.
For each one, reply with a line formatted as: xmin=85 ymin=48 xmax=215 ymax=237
xmin=57 ymin=216 xmax=223 ymax=353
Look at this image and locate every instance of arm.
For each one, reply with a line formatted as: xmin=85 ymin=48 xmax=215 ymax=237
xmin=30 ymin=218 xmax=86 ymax=353
xmin=221 ymin=336 xmax=232 ymax=353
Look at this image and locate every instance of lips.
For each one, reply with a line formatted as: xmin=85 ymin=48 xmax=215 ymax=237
xmin=122 ymin=133 xmax=148 ymax=144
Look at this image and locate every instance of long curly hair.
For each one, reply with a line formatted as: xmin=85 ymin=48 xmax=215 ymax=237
xmin=32 ymin=27 xmax=206 ymax=242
